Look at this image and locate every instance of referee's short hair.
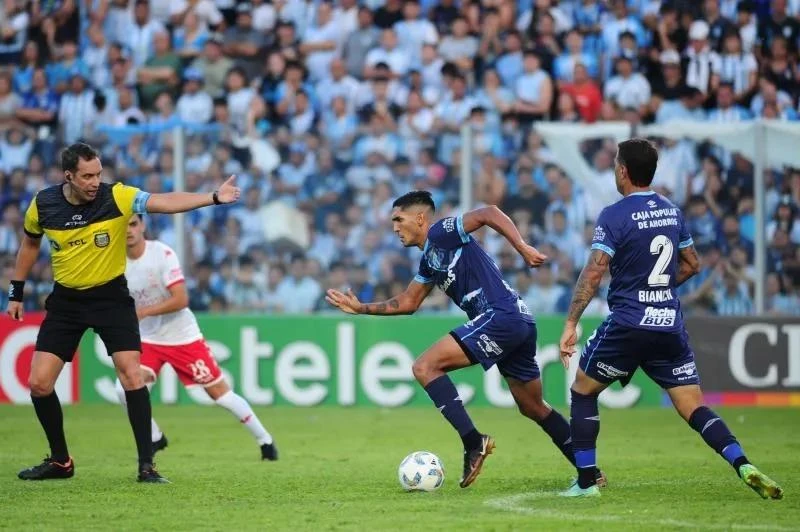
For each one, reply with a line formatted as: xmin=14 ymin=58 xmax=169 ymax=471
xmin=62 ymin=143 xmax=100 ymax=173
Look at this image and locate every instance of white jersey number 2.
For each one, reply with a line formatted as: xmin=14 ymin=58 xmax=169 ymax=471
xmin=648 ymin=235 xmax=673 ymax=288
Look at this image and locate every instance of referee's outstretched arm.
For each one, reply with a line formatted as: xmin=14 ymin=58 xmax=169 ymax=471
xmin=145 ymin=175 xmax=241 ymax=213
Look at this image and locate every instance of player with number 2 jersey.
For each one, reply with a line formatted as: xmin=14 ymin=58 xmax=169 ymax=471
xmin=115 ymin=215 xmax=279 ymax=461
xmin=558 ymin=138 xmax=782 ymax=500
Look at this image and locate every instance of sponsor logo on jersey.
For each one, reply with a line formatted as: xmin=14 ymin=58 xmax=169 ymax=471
xmin=592 ymin=226 xmax=606 ymax=242
xmin=50 ymin=239 xmax=61 ymax=251
xmin=477 ymin=334 xmax=502 ymax=357
xmin=672 ymin=361 xmax=697 ymax=377
xmin=596 ymin=362 xmax=629 ymax=378
xmin=64 ymin=214 xmax=88 ymax=228
xmin=94 ymin=231 xmax=110 ymax=248
xmin=426 ymin=248 xmax=444 ymax=270
xmin=440 ymin=268 xmax=456 ymax=292
xmin=443 ymin=217 xmax=456 ymax=233
xmin=640 ymin=306 xmax=676 ymax=327
xmin=647 ymin=200 xmax=657 ymax=209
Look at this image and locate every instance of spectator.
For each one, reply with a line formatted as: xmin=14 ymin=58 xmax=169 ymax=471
xmin=364 ymin=29 xmax=409 ymax=79
xmin=395 ymin=0 xmax=438 ymax=67
xmin=126 ymin=0 xmax=166 ymax=68
xmin=342 ymin=7 xmax=380 ymax=79
xmin=300 ymin=1 xmax=340 ymax=83
xmin=708 ymin=82 xmax=753 ymax=120
xmin=0 ymin=70 xmax=21 ymax=127
xmin=554 ymin=29 xmax=598 ymax=82
xmin=437 ymin=17 xmax=475 ymax=73
xmin=58 ymin=73 xmax=95 ymax=144
xmin=275 ymin=255 xmax=323 ymax=314
xmin=0 ymin=0 xmax=29 ymax=65
xmin=716 ymin=31 xmax=758 ymax=101
xmin=514 ymin=49 xmax=553 ymax=125
xmin=604 ymin=54 xmax=651 ymax=114
xmin=715 ymin=271 xmax=754 ymax=316
xmin=172 ymin=11 xmax=209 ymax=61
xmin=176 ymin=68 xmax=214 ymax=125
xmin=560 ymin=63 xmax=603 ymax=122
xmin=190 ymin=34 xmax=234 ymax=100
xmin=223 ymin=3 xmax=267 ymax=81
xmin=136 ymin=31 xmax=182 ymax=111
xmin=684 ymin=20 xmax=721 ymax=101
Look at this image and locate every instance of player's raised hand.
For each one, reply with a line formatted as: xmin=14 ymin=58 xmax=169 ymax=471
xmin=216 ymin=175 xmax=241 ymax=204
xmin=559 ymin=324 xmax=578 ymax=369
xmin=520 ymin=244 xmax=548 ymax=268
xmin=326 ymin=288 xmax=362 ymax=315
xmin=6 ymin=301 xmax=23 ymax=321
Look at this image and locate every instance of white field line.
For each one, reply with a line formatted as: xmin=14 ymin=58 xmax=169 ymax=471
xmin=484 ymin=482 xmax=791 ymax=531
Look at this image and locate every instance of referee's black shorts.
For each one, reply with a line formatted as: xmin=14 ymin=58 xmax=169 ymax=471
xmin=36 ymin=275 xmax=141 ymax=362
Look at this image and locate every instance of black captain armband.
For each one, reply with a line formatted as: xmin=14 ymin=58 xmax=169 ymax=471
xmin=8 ymin=280 xmax=24 ymax=302
xmin=212 ymin=190 xmax=222 ymax=205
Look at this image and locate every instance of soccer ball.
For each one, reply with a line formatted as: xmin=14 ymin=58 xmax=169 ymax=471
xmin=397 ymin=451 xmax=445 ymax=492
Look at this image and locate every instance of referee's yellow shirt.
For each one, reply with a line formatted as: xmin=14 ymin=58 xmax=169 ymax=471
xmin=23 ymin=182 xmax=151 ymax=290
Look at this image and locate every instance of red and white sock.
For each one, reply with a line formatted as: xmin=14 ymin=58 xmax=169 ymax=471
xmin=215 ymin=391 xmax=273 ymax=446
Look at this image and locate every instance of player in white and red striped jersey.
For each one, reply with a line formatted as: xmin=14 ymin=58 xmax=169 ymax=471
xmin=115 ymin=215 xmax=278 ymax=460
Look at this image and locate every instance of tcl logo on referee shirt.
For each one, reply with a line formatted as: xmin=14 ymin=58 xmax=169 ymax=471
xmin=0 ymin=314 xmax=79 ymax=404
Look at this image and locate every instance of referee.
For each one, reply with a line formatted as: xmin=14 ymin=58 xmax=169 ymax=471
xmin=8 ymin=143 xmax=241 ymax=483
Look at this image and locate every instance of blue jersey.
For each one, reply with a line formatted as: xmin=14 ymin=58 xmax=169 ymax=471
xmin=591 ymin=191 xmax=693 ymax=332
xmin=414 ymin=216 xmax=531 ymax=321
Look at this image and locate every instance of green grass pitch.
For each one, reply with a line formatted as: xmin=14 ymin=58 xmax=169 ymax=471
xmin=1 ymin=404 xmax=798 ymax=531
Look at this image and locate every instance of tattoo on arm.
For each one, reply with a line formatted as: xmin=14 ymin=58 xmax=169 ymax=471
xmin=676 ymin=246 xmax=700 ymax=287
xmin=361 ymin=297 xmax=402 ymax=315
xmin=566 ymin=250 xmax=610 ymax=324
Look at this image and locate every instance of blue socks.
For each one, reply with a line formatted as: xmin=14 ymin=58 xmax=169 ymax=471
xmin=536 ymin=409 xmax=576 ymax=466
xmin=570 ymin=389 xmax=600 ymax=488
xmin=688 ymin=406 xmax=750 ymax=472
xmin=424 ymin=375 xmax=481 ymax=450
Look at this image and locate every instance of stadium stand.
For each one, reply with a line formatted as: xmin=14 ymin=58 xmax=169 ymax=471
xmin=0 ymin=0 xmax=798 ymax=316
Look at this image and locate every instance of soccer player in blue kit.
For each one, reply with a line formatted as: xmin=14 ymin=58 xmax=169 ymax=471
xmin=327 ymin=191 xmax=606 ymax=489
xmin=559 ymin=138 xmax=783 ymax=499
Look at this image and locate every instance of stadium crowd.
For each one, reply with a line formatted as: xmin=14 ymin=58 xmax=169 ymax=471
xmin=0 ymin=0 xmax=799 ymax=316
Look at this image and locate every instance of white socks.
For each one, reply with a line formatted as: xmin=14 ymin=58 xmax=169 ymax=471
xmin=115 ymin=380 xmax=272 ymax=446
xmin=115 ymin=379 xmax=163 ymax=442
xmin=215 ymin=390 xmax=273 ymax=446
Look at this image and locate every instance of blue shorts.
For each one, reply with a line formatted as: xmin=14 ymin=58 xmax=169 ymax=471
xmin=580 ymin=317 xmax=700 ymax=389
xmin=450 ymin=311 xmax=540 ymax=382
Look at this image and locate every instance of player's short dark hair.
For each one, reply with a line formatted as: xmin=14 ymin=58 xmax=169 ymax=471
xmin=61 ymin=142 xmax=100 ymax=173
xmin=616 ymin=138 xmax=658 ymax=187
xmin=392 ymin=190 xmax=435 ymax=212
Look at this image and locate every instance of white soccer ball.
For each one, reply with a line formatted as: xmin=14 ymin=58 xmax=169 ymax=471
xmin=398 ymin=451 xmax=445 ymax=492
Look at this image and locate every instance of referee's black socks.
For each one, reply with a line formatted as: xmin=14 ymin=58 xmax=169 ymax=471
xmin=125 ymin=387 xmax=154 ymax=468
xmin=31 ymin=392 xmax=70 ymax=463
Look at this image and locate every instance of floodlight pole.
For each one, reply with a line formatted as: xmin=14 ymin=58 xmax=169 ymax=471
xmin=173 ymin=124 xmax=186 ymax=266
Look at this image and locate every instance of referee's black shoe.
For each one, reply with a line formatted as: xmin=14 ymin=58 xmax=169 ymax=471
xmin=152 ymin=434 xmax=168 ymax=455
xmin=18 ymin=456 xmax=74 ymax=480
xmin=137 ymin=463 xmax=169 ymax=483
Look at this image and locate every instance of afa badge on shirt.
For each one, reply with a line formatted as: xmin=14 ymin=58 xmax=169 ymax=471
xmin=94 ymin=231 xmax=110 ymax=248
